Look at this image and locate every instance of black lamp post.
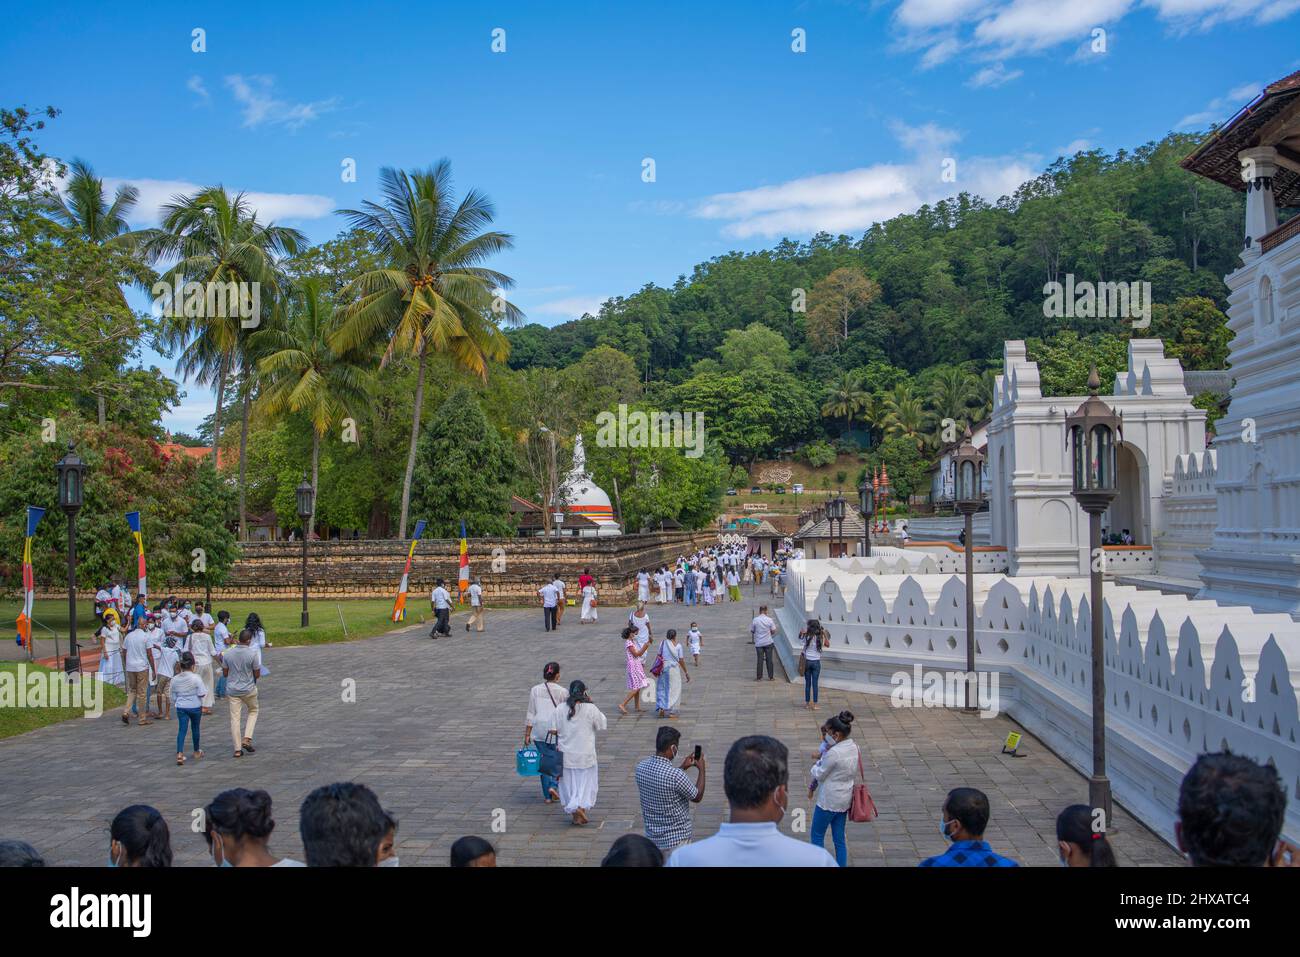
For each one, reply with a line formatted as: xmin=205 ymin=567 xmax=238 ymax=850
xmin=56 ymin=442 xmax=86 ymax=675
xmin=953 ymin=426 xmax=985 ymax=713
xmin=826 ymin=495 xmax=845 ymax=557
xmin=295 ymin=475 xmax=315 ymax=627
xmin=857 ymin=477 xmax=874 ymax=557
xmin=1066 ymin=365 xmax=1122 ymax=831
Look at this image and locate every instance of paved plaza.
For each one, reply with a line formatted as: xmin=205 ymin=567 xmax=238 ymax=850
xmin=0 ymin=596 xmax=1182 ymax=866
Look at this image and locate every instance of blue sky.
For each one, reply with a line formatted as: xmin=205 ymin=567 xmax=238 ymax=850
xmin=4 ymin=0 xmax=1298 ymax=431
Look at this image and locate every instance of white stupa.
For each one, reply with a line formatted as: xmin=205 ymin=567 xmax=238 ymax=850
xmin=556 ymin=433 xmax=621 ymax=536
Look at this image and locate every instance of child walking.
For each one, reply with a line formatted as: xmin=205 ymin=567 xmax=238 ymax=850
xmin=687 ymin=622 xmax=702 ymax=666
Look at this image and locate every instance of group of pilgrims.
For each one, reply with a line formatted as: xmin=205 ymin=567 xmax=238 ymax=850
xmin=634 ymin=545 xmax=786 ymax=608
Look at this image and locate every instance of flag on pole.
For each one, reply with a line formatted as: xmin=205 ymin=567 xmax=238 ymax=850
xmin=125 ymin=511 xmax=147 ymax=597
xmin=16 ymin=506 xmax=46 ymax=651
xmin=391 ymin=520 xmax=427 ymax=622
xmin=457 ymin=519 xmax=470 ymax=600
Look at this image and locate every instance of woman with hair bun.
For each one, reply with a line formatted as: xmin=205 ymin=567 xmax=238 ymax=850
xmin=169 ymin=651 xmax=206 ymax=766
xmin=524 ymin=662 xmax=568 ymax=804
xmin=203 ymin=788 xmax=299 ymax=867
xmin=554 ymin=679 xmax=607 ymax=826
xmin=808 ymin=710 xmax=860 ymax=867
xmin=1055 ymin=804 xmax=1118 ymax=867
xmin=108 ymin=805 xmax=172 ymax=868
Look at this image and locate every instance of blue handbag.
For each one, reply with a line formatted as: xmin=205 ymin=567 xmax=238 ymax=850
xmin=516 ymin=744 xmax=541 ymax=777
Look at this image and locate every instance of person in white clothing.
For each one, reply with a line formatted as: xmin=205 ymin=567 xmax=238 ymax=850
xmin=635 ymin=569 xmax=650 ymax=604
xmin=554 ymin=680 xmax=607 ymax=826
xmin=523 ymin=662 xmax=568 ymax=804
xmin=580 ymin=581 xmax=598 ymax=623
xmin=808 ymin=710 xmax=861 ymax=867
xmin=429 ymin=581 xmax=452 ymax=637
xmin=466 ymin=579 xmax=485 ymax=633
xmin=96 ymin=612 xmax=125 ymax=688
xmin=668 ymin=735 xmax=837 ymax=867
xmin=212 ymin=611 xmax=231 ymax=700
xmin=751 ymin=605 xmax=777 ymax=681
xmin=169 ymin=652 xmax=207 ymax=765
xmin=244 ymin=612 xmax=271 ymax=674
xmin=187 ymin=620 xmax=218 ymax=713
xmin=687 ymin=623 xmax=702 ymax=666
xmin=537 ymin=579 xmax=559 ymax=631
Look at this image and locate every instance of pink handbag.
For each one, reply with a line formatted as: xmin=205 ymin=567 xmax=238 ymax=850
xmin=849 ymin=753 xmax=878 ymax=823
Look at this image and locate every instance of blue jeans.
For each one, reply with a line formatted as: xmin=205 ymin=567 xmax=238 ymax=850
xmin=684 ymin=587 xmax=695 ymax=606
xmin=804 ymin=659 xmax=821 ymax=703
xmin=811 ymin=805 xmax=847 ymax=866
xmin=540 ymin=765 xmax=559 ymax=801
xmin=176 ymin=707 xmax=202 ymax=754
xmin=215 ymin=674 xmax=227 ymax=698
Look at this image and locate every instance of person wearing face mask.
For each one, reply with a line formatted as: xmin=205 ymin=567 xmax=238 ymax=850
xmin=298 ymin=782 xmax=389 ymax=866
xmin=1055 ymin=804 xmax=1117 ymax=867
xmin=377 ymin=809 xmax=400 ymax=867
xmin=635 ymin=726 xmax=706 ymax=857
xmin=920 ymin=787 xmax=1019 ymax=867
xmin=108 ymin=805 xmax=172 ymax=867
xmin=668 ymin=735 xmax=837 ymax=867
xmin=808 ymin=710 xmax=860 ymax=867
xmin=203 ymin=788 xmax=301 ymax=867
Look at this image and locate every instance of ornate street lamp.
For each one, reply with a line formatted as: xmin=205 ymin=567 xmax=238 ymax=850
xmin=295 ymin=475 xmax=315 ymax=627
xmin=56 ymin=442 xmax=86 ymax=676
xmin=877 ymin=466 xmax=891 ymax=534
xmin=826 ymin=495 xmax=846 ymax=557
xmin=953 ymin=426 xmax=985 ymax=713
xmin=857 ymin=476 xmax=874 ymax=558
xmin=554 ymin=510 xmax=566 ymax=538
xmin=1066 ymin=365 xmax=1123 ymax=831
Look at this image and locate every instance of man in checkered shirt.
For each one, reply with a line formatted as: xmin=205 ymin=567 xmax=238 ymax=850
xmin=635 ymin=726 xmax=707 ymax=856
xmin=920 ymin=787 xmax=1019 ymax=867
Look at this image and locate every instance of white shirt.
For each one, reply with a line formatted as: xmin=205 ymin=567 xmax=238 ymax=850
xmin=95 ymin=589 xmax=111 ymax=605
xmin=811 ymin=738 xmax=861 ymax=813
xmin=525 ymin=681 xmax=568 ymax=737
xmin=213 ymin=621 xmax=230 ymax=653
xmin=431 ymin=586 xmax=451 ymax=610
xmin=537 ymin=583 xmax=559 ymax=608
xmin=554 ymin=701 xmax=607 ymax=770
xmin=169 ymin=671 xmax=207 ymax=710
xmin=468 ymin=583 xmax=482 ymax=607
xmin=99 ymin=624 xmax=121 ymax=656
xmin=660 ymin=639 xmax=685 ymax=670
xmin=188 ymin=632 xmax=216 ymax=668
xmin=200 ymin=613 xmax=215 ymax=629
xmin=122 ymin=629 xmax=152 ymax=673
xmin=629 ymin=611 xmax=650 ymax=642
xmin=751 ymin=614 xmax=777 ymax=647
xmin=668 ymin=822 xmax=838 ymax=867
xmin=154 ymin=643 xmax=178 ymax=680
xmin=552 ymin=579 xmax=565 ymax=599
xmin=687 ymin=628 xmax=702 ymax=649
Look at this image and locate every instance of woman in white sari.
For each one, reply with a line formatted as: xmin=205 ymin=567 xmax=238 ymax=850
xmin=555 ymin=679 xmax=607 ymax=826
xmin=653 ymin=628 xmax=690 ymax=718
xmin=580 ymin=582 xmax=598 ymax=623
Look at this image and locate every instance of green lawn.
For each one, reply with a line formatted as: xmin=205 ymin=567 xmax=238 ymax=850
xmin=2 ymin=598 xmax=410 ymax=649
xmin=0 ymin=661 xmax=126 ymax=739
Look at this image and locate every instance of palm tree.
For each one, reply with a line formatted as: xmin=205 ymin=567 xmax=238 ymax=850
xmin=880 ymin=381 xmax=930 ymax=452
xmin=139 ymin=187 xmax=305 ymax=537
xmin=331 ymin=162 xmax=522 ymax=538
xmin=254 ymin=278 xmax=375 ymax=538
xmin=820 ymin=372 xmax=869 ymax=430
xmin=39 ymin=158 xmax=139 ymax=246
xmin=39 ymin=158 xmax=141 ymax=424
xmin=929 ymin=366 xmax=980 ymax=430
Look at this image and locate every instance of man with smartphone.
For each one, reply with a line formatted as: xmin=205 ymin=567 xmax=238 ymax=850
xmin=634 ymin=726 xmax=707 ymax=857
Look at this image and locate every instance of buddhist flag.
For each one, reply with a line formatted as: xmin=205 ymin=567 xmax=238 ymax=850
xmin=391 ymin=520 xmax=427 ymax=622
xmin=125 ymin=511 xmax=147 ymax=597
xmin=16 ymin=506 xmax=45 ymax=651
xmin=457 ymin=519 xmax=470 ymax=600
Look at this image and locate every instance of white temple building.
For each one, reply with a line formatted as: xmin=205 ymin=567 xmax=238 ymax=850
xmin=556 ymin=433 xmax=622 ymax=536
xmin=772 ymin=71 xmax=1300 ymax=845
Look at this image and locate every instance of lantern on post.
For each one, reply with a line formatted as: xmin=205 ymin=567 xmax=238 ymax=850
xmin=56 ymin=442 xmax=86 ymax=676
xmin=952 ymin=426 xmax=985 ymax=713
xmin=296 ymin=474 xmax=315 ymax=627
xmin=1066 ymin=364 xmax=1123 ymax=833
xmin=857 ymin=476 xmax=874 ymax=557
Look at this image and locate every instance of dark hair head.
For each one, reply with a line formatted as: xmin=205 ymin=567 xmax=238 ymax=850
xmin=244 ymin=613 xmax=262 ymax=631
xmin=826 ymin=710 xmax=855 ymax=738
xmin=450 ymin=836 xmax=496 ymax=867
xmin=218 ymin=610 xmax=230 ymax=622
xmin=435 ymin=578 xmax=445 ymax=586
xmin=601 ymin=834 xmax=664 ymax=867
xmin=655 ymin=726 xmax=681 ymax=754
xmin=621 ymin=625 xmax=636 ymax=642
xmin=299 ymin=783 xmax=388 ymax=867
xmin=943 ymin=788 xmax=991 ymax=838
xmin=382 ymin=809 xmax=398 ymax=835
xmin=1055 ymin=804 xmax=1117 ymax=867
xmin=238 ymin=628 xmax=253 ymax=644
xmin=0 ymin=840 xmax=45 ymax=867
xmin=566 ymin=680 xmax=589 ymax=719
xmin=190 ymin=620 xmax=205 ymax=633
xmin=177 ymin=651 xmax=195 ymax=671
xmin=543 ymin=662 xmax=561 ymax=681
xmin=1177 ymin=751 xmax=1287 ymax=867
xmin=110 ymin=805 xmax=172 ymax=867
xmin=666 ymin=628 xmax=677 ymax=641
xmin=723 ymin=735 xmax=789 ymax=809
xmin=204 ymin=788 xmax=275 ymax=847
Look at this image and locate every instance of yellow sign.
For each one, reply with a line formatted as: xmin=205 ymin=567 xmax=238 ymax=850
xmin=1002 ymin=732 xmax=1022 ymax=755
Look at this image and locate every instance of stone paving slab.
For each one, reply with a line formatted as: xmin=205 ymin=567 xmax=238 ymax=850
xmin=0 ymin=596 xmax=1182 ymax=866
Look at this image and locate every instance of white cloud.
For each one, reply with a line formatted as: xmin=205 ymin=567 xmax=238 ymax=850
xmin=187 ymin=75 xmax=209 ymax=102
xmin=694 ymin=121 xmax=1037 ymax=239
xmin=98 ymin=176 xmax=334 ymax=225
xmin=1176 ymin=81 xmax=1260 ymax=128
xmin=533 ymin=295 xmax=608 ymax=318
xmin=224 ymin=74 xmax=337 ymax=131
xmin=1056 ymin=138 xmax=1095 ymax=156
xmin=892 ymin=0 xmax=1298 ymax=67
xmin=967 ymin=62 xmax=1023 ymax=87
